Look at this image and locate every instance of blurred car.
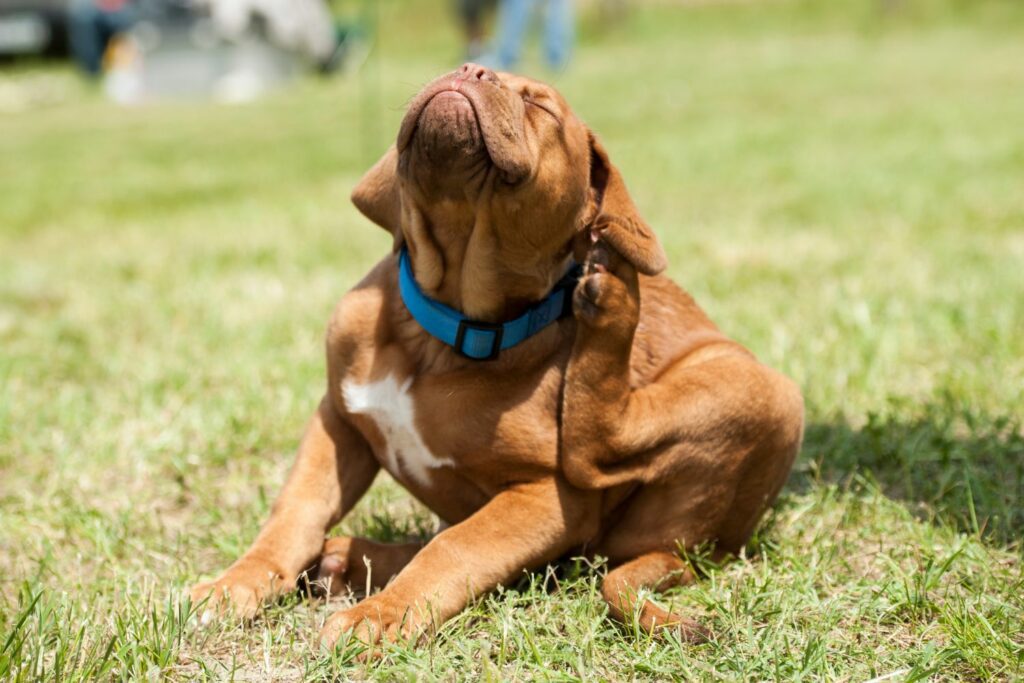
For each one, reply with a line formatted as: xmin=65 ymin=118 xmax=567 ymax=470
xmin=0 ymin=0 xmax=70 ymax=58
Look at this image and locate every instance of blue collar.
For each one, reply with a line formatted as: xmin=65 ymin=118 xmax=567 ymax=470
xmin=398 ymin=247 xmax=582 ymax=360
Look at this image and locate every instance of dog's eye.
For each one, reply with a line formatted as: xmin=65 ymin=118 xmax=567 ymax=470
xmin=523 ymin=95 xmax=561 ymax=124
xmin=499 ymin=169 xmax=523 ymax=186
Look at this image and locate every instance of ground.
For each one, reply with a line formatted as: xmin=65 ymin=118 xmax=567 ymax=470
xmin=1 ymin=0 xmax=1022 ymax=680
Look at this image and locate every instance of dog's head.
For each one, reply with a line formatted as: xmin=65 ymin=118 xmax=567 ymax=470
xmin=352 ymin=64 xmax=666 ymax=320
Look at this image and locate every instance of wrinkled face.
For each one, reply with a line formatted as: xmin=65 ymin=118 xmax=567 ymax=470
xmin=397 ymin=65 xmax=588 ymax=198
xmin=352 ymin=64 xmax=665 ymax=320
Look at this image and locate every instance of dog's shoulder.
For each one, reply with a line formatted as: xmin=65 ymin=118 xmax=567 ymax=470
xmin=324 ymin=256 xmax=401 ymax=382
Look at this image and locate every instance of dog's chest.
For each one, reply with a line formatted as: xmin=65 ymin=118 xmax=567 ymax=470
xmin=341 ymin=375 xmax=455 ymax=486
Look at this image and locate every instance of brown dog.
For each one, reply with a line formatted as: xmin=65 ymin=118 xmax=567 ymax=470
xmin=190 ymin=64 xmax=804 ymax=647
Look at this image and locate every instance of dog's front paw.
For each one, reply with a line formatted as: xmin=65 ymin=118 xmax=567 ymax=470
xmin=319 ymin=593 xmax=426 ymax=654
xmin=573 ymin=239 xmax=640 ymax=334
xmin=189 ymin=557 xmax=293 ymax=623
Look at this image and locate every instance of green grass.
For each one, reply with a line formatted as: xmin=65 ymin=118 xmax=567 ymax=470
xmin=2 ymin=0 xmax=1023 ymax=679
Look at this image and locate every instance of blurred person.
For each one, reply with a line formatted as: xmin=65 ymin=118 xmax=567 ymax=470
xmin=67 ymin=0 xmax=139 ymax=75
xmin=491 ymin=0 xmax=572 ymax=71
xmin=455 ymin=0 xmax=496 ymax=61
xmin=201 ymin=0 xmax=344 ymax=71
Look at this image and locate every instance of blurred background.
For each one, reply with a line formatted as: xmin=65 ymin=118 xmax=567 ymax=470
xmin=3 ymin=0 xmax=1021 ymax=467
xmin=1 ymin=0 xmax=1023 ymax=678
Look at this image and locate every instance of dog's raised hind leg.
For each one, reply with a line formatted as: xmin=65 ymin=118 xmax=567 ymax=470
xmin=562 ymin=241 xmax=803 ymax=492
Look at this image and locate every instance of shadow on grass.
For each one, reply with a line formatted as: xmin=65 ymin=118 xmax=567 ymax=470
xmin=795 ymin=398 xmax=1024 ymax=547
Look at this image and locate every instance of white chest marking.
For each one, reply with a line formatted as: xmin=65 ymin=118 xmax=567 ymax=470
xmin=342 ymin=375 xmax=454 ymax=486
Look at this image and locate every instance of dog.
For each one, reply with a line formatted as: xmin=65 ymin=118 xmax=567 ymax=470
xmin=190 ymin=64 xmax=805 ymax=648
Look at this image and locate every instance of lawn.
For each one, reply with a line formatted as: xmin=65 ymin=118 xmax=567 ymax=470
xmin=1 ymin=0 xmax=1023 ymax=679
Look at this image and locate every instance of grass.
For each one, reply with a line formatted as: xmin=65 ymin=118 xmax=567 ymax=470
xmin=1 ymin=0 xmax=1023 ymax=679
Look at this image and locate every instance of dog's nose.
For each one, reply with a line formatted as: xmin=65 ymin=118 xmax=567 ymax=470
xmin=457 ymin=62 xmax=499 ymax=84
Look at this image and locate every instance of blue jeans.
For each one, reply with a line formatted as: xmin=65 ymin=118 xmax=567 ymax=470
xmin=493 ymin=0 xmax=573 ymax=71
xmin=67 ymin=0 xmax=138 ymax=76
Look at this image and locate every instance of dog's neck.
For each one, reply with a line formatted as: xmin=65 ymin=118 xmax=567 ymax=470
xmin=403 ymin=208 xmax=571 ymax=323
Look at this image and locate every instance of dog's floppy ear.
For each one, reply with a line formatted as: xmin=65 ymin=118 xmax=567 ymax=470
xmin=351 ymin=145 xmax=403 ymax=251
xmin=587 ymin=132 xmax=667 ymax=275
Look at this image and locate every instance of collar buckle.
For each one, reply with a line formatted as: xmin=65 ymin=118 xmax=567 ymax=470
xmin=454 ymin=319 xmax=504 ymax=360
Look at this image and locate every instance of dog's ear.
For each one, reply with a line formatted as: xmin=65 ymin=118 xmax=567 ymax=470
xmin=587 ymin=132 xmax=667 ymax=275
xmin=351 ymin=145 xmax=403 ymax=251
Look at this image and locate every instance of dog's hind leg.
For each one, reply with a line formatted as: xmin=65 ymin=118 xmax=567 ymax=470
xmin=314 ymin=536 xmax=426 ymax=596
xmin=601 ymin=551 xmax=712 ymax=642
xmin=563 ymin=241 xmax=804 ymax=493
